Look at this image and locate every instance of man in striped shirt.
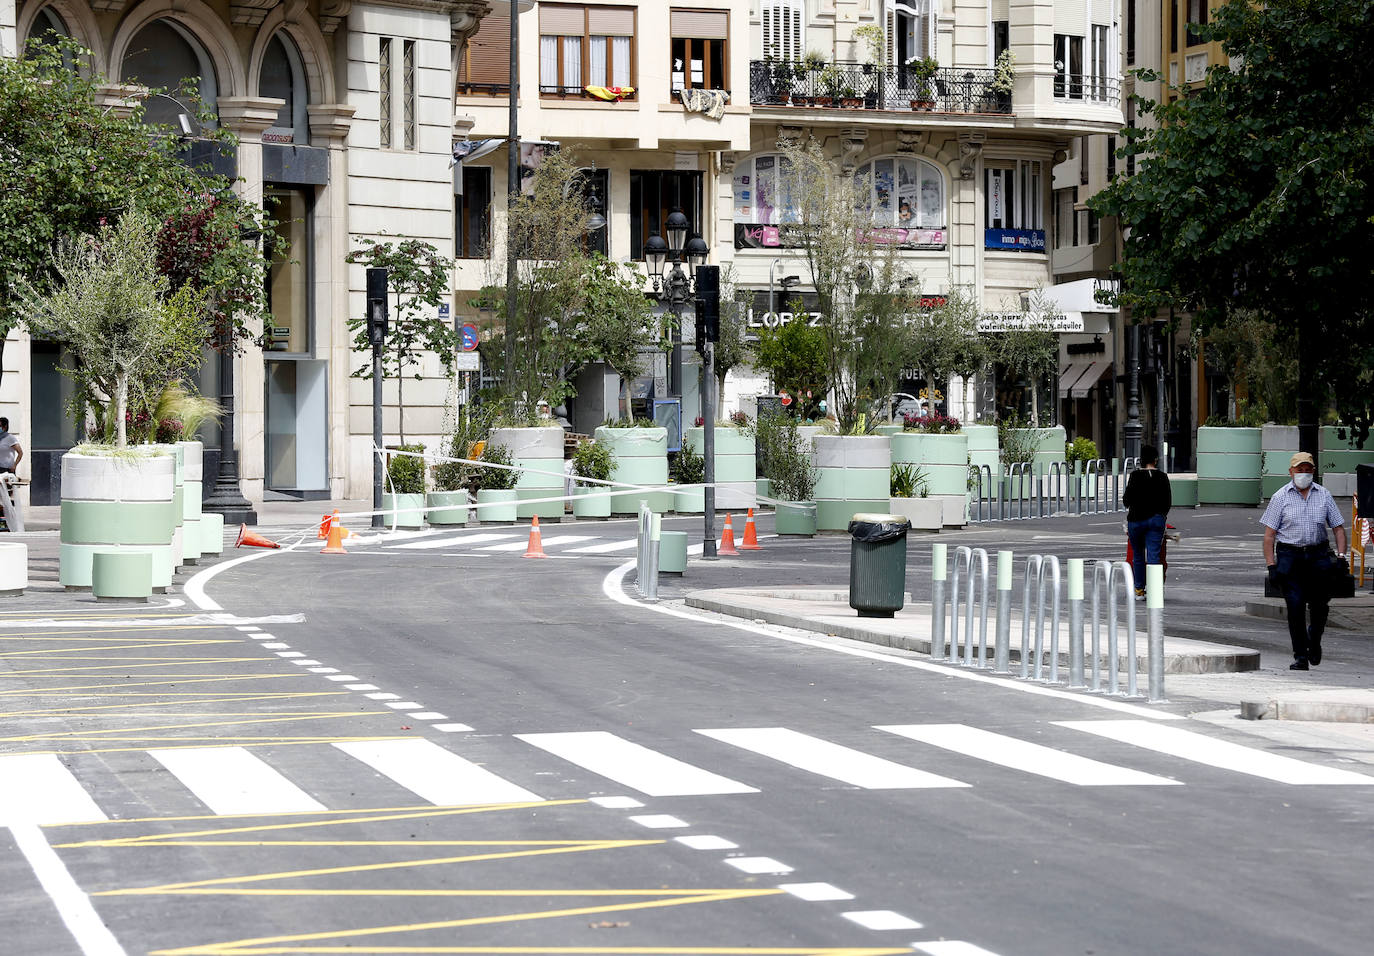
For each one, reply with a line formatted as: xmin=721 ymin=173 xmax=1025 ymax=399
xmin=1261 ymin=452 xmax=1348 ymax=670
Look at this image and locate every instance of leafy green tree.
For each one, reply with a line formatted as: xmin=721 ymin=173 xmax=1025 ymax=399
xmin=1089 ymin=0 xmax=1374 ymax=448
xmin=907 ymin=287 xmax=986 ymax=412
xmin=16 ymin=209 xmax=208 ymax=446
xmin=346 ymin=236 xmax=456 ymax=444
xmin=710 ymin=264 xmax=754 ymax=404
xmin=753 ymin=306 xmax=830 ymax=420
xmin=0 ymin=41 xmax=269 ymax=385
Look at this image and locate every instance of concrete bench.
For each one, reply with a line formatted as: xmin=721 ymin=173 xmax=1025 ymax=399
xmin=92 ymin=550 xmax=153 ymax=603
xmin=0 ymin=541 xmax=27 ymax=596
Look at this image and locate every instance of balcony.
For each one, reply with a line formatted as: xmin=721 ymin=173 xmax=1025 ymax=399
xmin=748 ymin=60 xmax=1012 ymax=115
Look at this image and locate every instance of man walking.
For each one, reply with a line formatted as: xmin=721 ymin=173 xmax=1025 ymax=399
xmin=0 ymin=417 xmax=21 ymax=475
xmin=1124 ymin=444 xmax=1171 ymax=601
xmin=1262 ymin=452 xmax=1347 ymax=670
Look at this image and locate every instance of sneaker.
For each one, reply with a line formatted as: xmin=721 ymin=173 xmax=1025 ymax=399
xmin=1134 ymin=588 xmax=1145 ymax=601
xmin=1290 ymin=660 xmax=1309 ymax=671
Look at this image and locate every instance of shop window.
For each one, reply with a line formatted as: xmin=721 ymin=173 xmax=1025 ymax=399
xmin=853 ymin=156 xmax=946 ymax=240
xmin=984 ymin=160 xmax=1044 ymax=252
xmin=539 ymin=4 xmax=635 ymax=98
xmin=630 ymin=170 xmax=702 ymax=259
xmin=264 ymin=188 xmax=311 ymax=354
xmin=455 ymin=167 xmax=492 ymax=259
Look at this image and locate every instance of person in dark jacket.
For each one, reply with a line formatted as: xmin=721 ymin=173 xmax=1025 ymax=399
xmin=1123 ymin=444 xmax=1171 ymax=600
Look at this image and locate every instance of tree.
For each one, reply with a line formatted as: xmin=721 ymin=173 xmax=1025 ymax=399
xmin=983 ymin=296 xmax=1060 ymax=425
xmin=1089 ymin=0 xmax=1374 ymax=449
xmin=907 ymin=287 xmax=987 ymax=413
xmin=710 ymin=264 xmax=754 ymax=405
xmin=16 ymin=209 xmax=208 ymax=446
xmin=0 ymin=41 xmax=269 ymax=386
xmin=753 ymin=305 xmax=830 ymax=420
xmin=346 ymin=236 xmax=456 ymax=444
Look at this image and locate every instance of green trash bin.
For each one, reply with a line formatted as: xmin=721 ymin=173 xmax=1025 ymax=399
xmin=659 ymin=531 xmax=688 ymax=575
xmin=847 ymin=513 xmax=910 ymax=618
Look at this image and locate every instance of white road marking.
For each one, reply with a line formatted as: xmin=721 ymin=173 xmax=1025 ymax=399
xmin=527 ymin=535 xmax=599 ymax=548
xmin=432 ymin=723 xmax=474 ymax=733
xmin=567 ymin=539 xmax=638 ymax=553
xmin=334 ymin=738 xmax=541 ymax=804
xmin=261 ymin=643 xmax=289 ymax=649
xmin=326 ymin=675 xmax=360 ymax=682
xmin=385 ymin=702 xmax=424 ymax=709
xmin=779 ymin=882 xmax=855 ymax=901
xmin=589 ymin=796 xmax=643 ymax=809
xmin=309 ymin=667 xmax=339 ymax=674
xmin=9 ymin=824 xmax=129 ymax=956
xmin=0 ymin=754 xmax=108 ymax=825
xmin=149 ymin=747 xmax=324 ymax=815
xmin=879 ymin=724 xmax=1182 ymax=787
xmin=697 ymin=727 xmax=969 ymax=789
xmin=477 ymin=539 xmax=552 ymax=551
xmin=346 ymin=684 xmax=378 ymax=690
xmin=675 ymin=835 xmax=738 ymax=850
xmin=843 ymin=910 xmax=923 ymax=930
xmin=290 ymin=660 xmax=322 ymax=666
xmin=392 ymin=533 xmax=516 ymax=550
xmin=911 ymin=942 xmax=1004 ymax=955
xmin=409 ymin=712 xmax=448 ymax=720
xmin=628 ymin=814 xmax=689 ymax=828
xmin=725 ymin=856 xmax=793 ymax=874
xmin=516 ymin=731 xmax=758 ymax=796
xmin=1057 ymin=720 xmax=1374 ymax=785
xmin=365 ymin=692 xmax=400 ymax=700
xmin=276 ymin=652 xmax=304 ymax=658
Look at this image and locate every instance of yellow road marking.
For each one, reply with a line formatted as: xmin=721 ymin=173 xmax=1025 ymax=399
xmin=0 ymin=692 xmax=347 ymax=718
xmin=0 ymin=711 xmax=390 ymax=742
xmin=7 ymin=659 xmax=284 ymax=674
xmin=14 ymin=735 xmax=409 ymax=758
xmin=0 ymin=626 xmax=226 ymax=639
xmin=0 ymin=675 xmax=311 ymax=693
xmin=0 ymin=641 xmax=240 ymax=657
xmin=155 ymin=950 xmax=907 ymax=956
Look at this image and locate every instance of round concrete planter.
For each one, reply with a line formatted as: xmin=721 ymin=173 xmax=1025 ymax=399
xmin=59 ymin=450 xmax=176 ymax=590
xmin=1319 ymin=426 xmax=1374 ymax=478
xmin=673 ymin=484 xmax=704 ymax=514
xmin=1008 ymin=425 xmax=1067 ymax=474
xmin=425 ymin=491 xmax=469 ymax=526
xmin=812 ymin=435 xmax=891 ymax=532
xmin=595 ymin=426 xmax=670 ymax=514
xmin=490 ymin=426 xmax=565 ymax=521
xmin=149 ymin=443 xmax=186 ymax=568
xmin=572 ymin=484 xmax=612 ymax=519
xmin=892 ymin=431 xmax=969 ymax=528
xmin=476 ymin=488 xmax=519 ymax=524
xmin=382 ymin=493 xmax=425 ymax=529
xmin=965 ymin=424 xmax=999 ymax=473
xmin=1197 ymin=426 xmax=1262 ymax=505
xmin=1261 ymin=425 xmax=1299 ymax=498
xmin=177 ymin=440 xmax=204 ymax=564
xmin=0 ymin=541 xmax=27 ymax=595
xmin=775 ymin=500 xmax=817 ymax=536
xmin=684 ymin=427 xmax=756 ymax=511
xmin=92 ymin=549 xmax=152 ymax=603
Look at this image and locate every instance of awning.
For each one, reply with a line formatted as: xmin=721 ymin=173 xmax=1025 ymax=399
xmin=1070 ymin=361 xmax=1112 ymax=399
xmin=1025 ymin=277 xmax=1120 ymax=314
xmin=1058 ymin=361 xmax=1093 ymax=397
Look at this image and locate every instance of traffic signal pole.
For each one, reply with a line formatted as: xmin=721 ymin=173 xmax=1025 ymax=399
xmin=367 ymin=268 xmax=389 ymax=529
xmin=696 ymin=265 xmax=720 ymax=558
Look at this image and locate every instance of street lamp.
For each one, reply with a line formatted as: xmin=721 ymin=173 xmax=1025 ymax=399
xmin=645 ymin=209 xmax=708 ymax=400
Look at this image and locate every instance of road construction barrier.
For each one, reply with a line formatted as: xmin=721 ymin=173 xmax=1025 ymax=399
xmin=1091 ymin=559 xmax=1137 ymax=696
xmin=948 ymin=546 xmax=990 ymax=666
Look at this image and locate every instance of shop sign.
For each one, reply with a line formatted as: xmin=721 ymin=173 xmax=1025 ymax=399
xmin=984 ymin=228 xmax=1047 ymax=252
xmin=736 ymin=223 xmax=949 ymax=250
xmin=978 ymin=311 xmax=1084 ymax=332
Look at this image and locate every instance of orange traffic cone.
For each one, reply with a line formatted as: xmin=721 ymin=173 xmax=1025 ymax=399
xmin=739 ymin=508 xmax=762 ymax=550
xmin=522 ymin=515 xmax=547 ymax=558
xmin=321 ymin=515 xmax=347 ymax=554
xmin=235 ymin=524 xmax=281 ymax=549
xmin=317 ymin=512 xmax=333 ymax=539
xmin=718 ymin=514 xmax=740 ymax=556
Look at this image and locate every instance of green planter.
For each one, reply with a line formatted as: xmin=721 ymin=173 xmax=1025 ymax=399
xmin=572 ymin=484 xmax=612 ymax=519
xmin=756 ymin=478 xmax=772 ymax=499
xmin=491 ymin=426 xmax=565 ymax=521
xmin=149 ymin=442 xmax=186 ymax=568
xmin=425 ymin=491 xmax=469 ymax=526
xmin=177 ymin=440 xmax=204 ymax=564
xmin=59 ymin=451 xmax=176 ymax=589
xmin=965 ymin=424 xmax=999 ymax=473
xmin=673 ymin=484 xmax=704 ymax=514
xmin=813 ymin=435 xmax=891 ymax=532
xmin=1197 ymin=426 xmax=1262 ymax=505
xmin=383 ymin=493 xmax=425 ymax=529
xmin=684 ymin=426 xmax=756 ymax=511
xmin=595 ymin=425 xmax=671 ymax=514
xmin=1261 ymin=425 xmax=1299 ymax=498
xmin=1171 ymin=476 xmax=1199 ymax=508
xmin=476 ymin=488 xmax=519 ymax=524
xmin=775 ymin=500 xmax=817 ymax=536
xmin=892 ymin=431 xmax=969 ymax=528
xmin=1319 ymin=426 xmax=1374 ymax=475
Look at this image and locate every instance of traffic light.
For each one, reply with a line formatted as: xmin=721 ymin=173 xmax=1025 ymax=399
xmin=366 ymin=267 xmax=389 ymax=346
xmin=694 ymin=265 xmax=720 ymax=351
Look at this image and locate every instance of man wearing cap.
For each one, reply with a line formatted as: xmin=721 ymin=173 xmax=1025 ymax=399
xmin=1261 ymin=452 xmax=1347 ymax=670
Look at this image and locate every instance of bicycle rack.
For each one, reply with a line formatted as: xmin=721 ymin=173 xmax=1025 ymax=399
xmin=1091 ymin=559 xmax=1138 ymax=696
xmin=1019 ymin=554 xmax=1061 ymax=681
xmin=949 ymin=546 xmax=991 ymax=666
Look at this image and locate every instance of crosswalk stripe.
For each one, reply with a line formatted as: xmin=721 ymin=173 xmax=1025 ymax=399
xmin=697 ymin=727 xmax=969 ymax=789
xmin=1056 ymin=720 xmax=1374 ymax=785
xmin=391 ymin=533 xmax=516 ymax=550
xmin=149 ymin=747 xmax=325 ymax=815
xmin=878 ymin=724 xmax=1181 ymax=787
xmin=564 ymin=539 xmax=638 ymax=553
xmin=516 ymin=731 xmax=759 ymax=796
xmin=334 ymin=738 xmax=543 ymax=804
xmin=526 ymin=535 xmax=598 ymax=548
xmin=0 ymin=754 xmax=109 ymax=825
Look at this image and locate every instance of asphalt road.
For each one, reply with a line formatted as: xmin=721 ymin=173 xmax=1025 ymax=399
xmin=3 ymin=508 xmax=1372 ymax=956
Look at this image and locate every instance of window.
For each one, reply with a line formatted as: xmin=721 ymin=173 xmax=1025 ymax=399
xmin=671 ymin=10 xmax=728 ymax=93
xmin=459 ymin=12 xmax=511 ymax=94
xmin=1079 ymin=139 xmax=1089 ymax=185
xmin=853 ymin=156 xmax=946 ymax=231
xmin=379 ymin=38 xmax=392 ymax=146
xmin=887 ymin=0 xmax=936 ymax=66
xmin=1054 ymin=189 xmax=1075 ymax=249
xmin=731 ymin=154 xmax=801 ymax=234
xmin=261 ymin=33 xmax=308 ymax=145
xmin=1107 ymin=135 xmax=1117 ymax=181
xmin=631 ymin=170 xmax=703 ymax=259
xmin=1087 ymin=207 xmax=1100 ymax=245
xmin=403 ymin=39 xmax=416 ymax=150
xmin=1186 ymin=0 xmax=1208 ymax=47
xmin=379 ymin=37 xmax=417 ymax=150
xmin=455 ymin=167 xmax=492 ymax=259
xmin=122 ymin=20 xmax=219 ymax=131
xmin=985 ymin=160 xmax=1043 ymax=250
xmin=1125 ymin=99 xmax=1136 ymax=176
xmin=264 ymin=188 xmax=311 ymax=354
xmin=762 ymin=0 xmax=804 ymax=61
xmin=1090 ymin=25 xmax=1110 ymax=100
xmin=1054 ymin=34 xmax=1084 ymax=99
xmin=992 ymin=19 xmax=1010 ymax=62
xmin=1170 ymin=1 xmax=1179 ymax=54
xmin=1126 ymin=0 xmax=1136 ymax=65
xmin=539 ymin=4 xmax=635 ymax=97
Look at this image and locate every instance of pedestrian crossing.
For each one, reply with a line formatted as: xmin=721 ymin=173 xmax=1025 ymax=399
xmin=1 ymin=721 xmax=1368 ymax=826
xmin=384 ymin=528 xmax=637 ymax=554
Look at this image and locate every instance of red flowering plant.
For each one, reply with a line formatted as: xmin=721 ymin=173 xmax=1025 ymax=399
xmin=902 ymin=411 xmax=962 ymax=434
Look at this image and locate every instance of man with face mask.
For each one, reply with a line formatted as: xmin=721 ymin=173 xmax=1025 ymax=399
xmin=1261 ymin=452 xmax=1347 ymax=669
xmin=0 ymin=418 xmax=21 ymax=475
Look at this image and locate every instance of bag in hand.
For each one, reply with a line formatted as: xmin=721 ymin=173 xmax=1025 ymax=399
xmin=1328 ymin=552 xmax=1356 ymax=599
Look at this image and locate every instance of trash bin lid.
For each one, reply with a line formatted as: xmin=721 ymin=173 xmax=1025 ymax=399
xmin=851 ymin=513 xmax=908 ymax=525
xmin=847 ymin=514 xmax=911 ymax=542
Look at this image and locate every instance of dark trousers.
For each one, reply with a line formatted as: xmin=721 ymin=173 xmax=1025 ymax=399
xmin=1275 ymin=544 xmax=1334 ymax=662
xmin=1127 ymin=513 xmax=1167 ymax=591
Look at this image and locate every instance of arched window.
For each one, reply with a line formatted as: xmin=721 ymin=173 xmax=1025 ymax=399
xmin=261 ymin=33 xmax=309 ymax=145
xmin=122 ymin=19 xmax=219 ymax=131
xmin=854 ymin=156 xmax=945 ymax=230
xmin=25 ymin=6 xmax=72 ymax=55
xmin=732 ymin=153 xmax=802 ymax=237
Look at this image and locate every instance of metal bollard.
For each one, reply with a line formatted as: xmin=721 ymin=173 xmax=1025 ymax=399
xmin=1040 ymin=556 xmax=1063 ymax=683
xmin=1047 ymin=462 xmax=1062 ymax=516
xmin=1019 ymin=554 xmax=1043 ymax=679
xmin=643 ymin=512 xmax=661 ymax=601
xmin=964 ymin=548 xmax=990 ymax=667
xmin=636 ymin=503 xmax=651 ymax=594
xmin=1090 ymin=559 xmax=1112 ymax=692
xmin=967 ymin=465 xmax=982 ymax=522
xmin=1111 ymin=458 xmax=1121 ymax=512
xmin=993 ymin=550 xmax=1014 ymax=673
xmin=930 ymin=542 xmax=948 ymax=659
xmin=1147 ymin=563 xmax=1166 ymax=702
xmin=950 ymin=546 xmax=970 ymax=663
xmin=1092 ymin=559 xmax=1138 ymax=696
xmin=1067 ymin=558 xmax=1085 ymax=688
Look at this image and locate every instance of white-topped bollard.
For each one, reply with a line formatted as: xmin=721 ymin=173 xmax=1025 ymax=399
xmin=1067 ymin=558 xmax=1085 ymax=688
xmin=993 ymin=549 xmax=1013 ymax=673
xmin=930 ymin=542 xmax=947 ymax=658
xmin=1147 ymin=564 xmax=1166 ymax=702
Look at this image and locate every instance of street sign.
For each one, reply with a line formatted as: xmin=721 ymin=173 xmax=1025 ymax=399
xmin=459 ymin=324 xmax=479 ymax=351
xmin=454 ymin=351 xmax=481 ymax=371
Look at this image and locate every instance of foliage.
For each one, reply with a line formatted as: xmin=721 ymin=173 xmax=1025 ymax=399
xmin=346 ymin=236 xmax=456 ymax=444
xmin=16 ymin=209 xmax=208 ymax=446
xmin=387 ymin=444 xmax=427 ymax=495
xmin=153 ymin=384 xmax=221 ymax=442
xmin=907 ymin=288 xmax=987 ymax=399
xmin=672 ymin=443 xmax=706 ymax=484
xmin=730 ymin=411 xmax=750 ymax=427
xmin=1088 ymin=0 xmax=1374 ymax=446
xmin=600 ymin=417 xmax=657 ymax=429
xmin=571 ymin=439 xmax=615 ymax=482
xmin=1065 ymin=436 xmax=1099 ymax=464
xmin=432 ymin=405 xmax=493 ymax=492
xmin=754 ymin=312 xmax=831 ymax=422
xmin=0 ymin=40 xmax=270 ymax=387
xmin=989 ymin=50 xmax=1017 ymax=94
xmin=1196 ymin=311 xmax=1298 ymax=424
xmin=710 ymin=263 xmax=754 ymax=397
xmin=1204 ymin=397 xmax=1267 ymax=428
xmin=903 ymin=412 xmax=962 ymax=434
xmin=997 ymin=414 xmax=1043 ymax=466
xmin=984 ymin=293 xmax=1061 ymax=424
xmin=753 ymin=412 xmax=818 ymax=501
xmin=475 ymin=443 xmax=519 ymax=491
xmin=854 ymin=24 xmax=887 ymax=67
xmin=890 ymin=462 xmax=928 ymax=499
xmin=906 ymin=56 xmax=939 ymax=99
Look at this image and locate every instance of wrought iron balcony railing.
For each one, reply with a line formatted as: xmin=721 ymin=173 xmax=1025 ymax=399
xmin=748 ymin=59 xmax=1012 ymax=115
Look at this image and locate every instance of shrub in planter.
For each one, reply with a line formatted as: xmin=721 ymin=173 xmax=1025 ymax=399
xmin=428 ymin=427 xmax=478 ymax=527
xmin=571 ymin=440 xmax=616 ymax=519
xmin=474 ymin=443 xmax=520 ymax=523
xmin=383 ymin=443 xmax=426 ymax=528
xmin=672 ymin=442 xmax=707 ymax=513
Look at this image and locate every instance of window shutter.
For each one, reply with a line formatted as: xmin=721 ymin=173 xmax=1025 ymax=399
xmin=463 ymin=13 xmax=509 ymax=85
xmin=992 ymin=0 xmax=1009 ymax=20
xmin=588 ymin=7 xmax=635 ymax=35
xmin=763 ymin=0 xmax=804 ymax=60
xmin=539 ymin=5 xmax=587 ymax=35
xmin=671 ymin=10 xmax=728 ymax=39
xmin=1055 ymin=0 xmax=1087 ymax=36
xmin=1091 ymin=0 xmax=1112 ymax=25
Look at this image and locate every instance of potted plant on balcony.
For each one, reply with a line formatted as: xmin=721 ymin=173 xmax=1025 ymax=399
xmin=840 ymin=81 xmax=863 ymax=109
xmin=986 ymin=49 xmax=1016 ymax=111
xmin=907 ymin=56 xmax=939 ymax=109
xmin=796 ymin=50 xmax=827 ymax=105
xmin=770 ymin=57 xmax=796 ymax=105
xmin=816 ymin=64 xmax=843 ymax=107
